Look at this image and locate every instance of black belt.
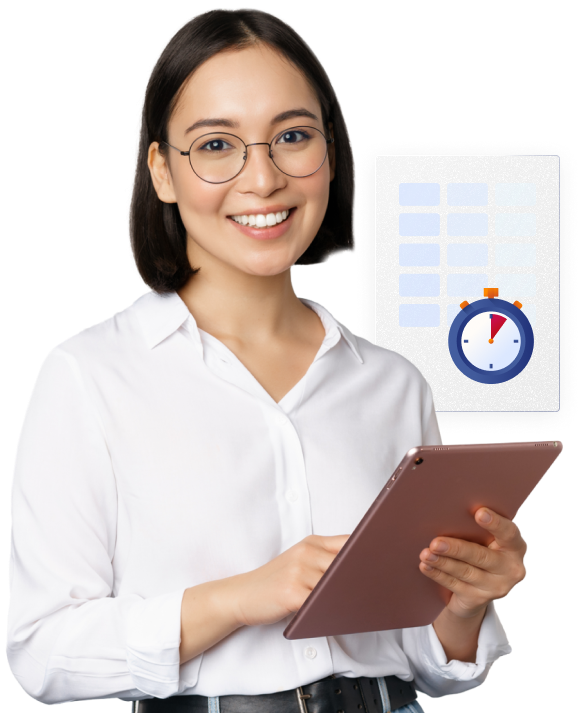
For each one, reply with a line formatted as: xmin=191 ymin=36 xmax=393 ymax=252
xmin=134 ymin=674 xmax=417 ymax=712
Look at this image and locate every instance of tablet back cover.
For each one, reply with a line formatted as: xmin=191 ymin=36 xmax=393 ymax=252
xmin=283 ymin=441 xmax=562 ymax=639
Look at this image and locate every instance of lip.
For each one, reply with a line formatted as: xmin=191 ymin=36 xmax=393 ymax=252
xmin=227 ymin=207 xmax=296 ymax=241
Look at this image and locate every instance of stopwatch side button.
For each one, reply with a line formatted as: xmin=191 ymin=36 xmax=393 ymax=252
xmin=460 ymin=300 xmax=469 ymax=309
xmin=513 ymin=300 xmax=523 ymax=309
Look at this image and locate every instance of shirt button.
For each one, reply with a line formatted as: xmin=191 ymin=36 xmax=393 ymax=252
xmin=285 ymin=489 xmax=298 ymax=503
xmin=304 ymin=646 xmax=317 ymax=660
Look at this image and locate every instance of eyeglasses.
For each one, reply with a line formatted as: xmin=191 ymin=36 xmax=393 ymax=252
xmin=162 ymin=125 xmax=334 ymax=184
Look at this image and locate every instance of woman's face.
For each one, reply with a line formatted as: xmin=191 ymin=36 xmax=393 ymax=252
xmin=148 ymin=43 xmax=335 ymax=279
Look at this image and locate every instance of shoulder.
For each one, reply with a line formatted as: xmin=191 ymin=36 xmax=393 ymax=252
xmin=45 ymin=291 xmax=155 ymax=368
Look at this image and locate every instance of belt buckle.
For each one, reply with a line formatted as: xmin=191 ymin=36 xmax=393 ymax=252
xmin=296 ymin=685 xmax=311 ymax=713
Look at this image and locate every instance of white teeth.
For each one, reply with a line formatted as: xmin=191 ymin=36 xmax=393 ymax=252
xmin=230 ymin=209 xmax=291 ymax=227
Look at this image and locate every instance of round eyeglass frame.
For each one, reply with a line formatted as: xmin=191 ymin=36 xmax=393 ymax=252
xmin=161 ymin=125 xmax=335 ymax=184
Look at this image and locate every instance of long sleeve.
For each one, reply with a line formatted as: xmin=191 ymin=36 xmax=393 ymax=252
xmin=401 ymin=601 xmax=512 ymax=696
xmin=6 ymin=348 xmax=200 ymax=703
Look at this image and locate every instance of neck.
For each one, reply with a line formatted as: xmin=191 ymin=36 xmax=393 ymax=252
xmin=176 ymin=246 xmax=307 ymax=346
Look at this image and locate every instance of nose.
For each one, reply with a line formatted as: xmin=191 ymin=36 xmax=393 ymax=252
xmin=237 ymin=142 xmax=286 ymax=195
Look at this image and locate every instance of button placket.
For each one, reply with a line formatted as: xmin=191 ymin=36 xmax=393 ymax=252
xmin=304 ymin=646 xmax=317 ymax=660
xmin=285 ymin=489 xmax=298 ymax=503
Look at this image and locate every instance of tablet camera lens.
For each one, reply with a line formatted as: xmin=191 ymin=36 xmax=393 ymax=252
xmin=414 ymin=457 xmax=424 ymax=465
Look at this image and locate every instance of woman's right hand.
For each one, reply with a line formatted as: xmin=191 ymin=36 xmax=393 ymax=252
xmin=229 ymin=534 xmax=349 ymax=627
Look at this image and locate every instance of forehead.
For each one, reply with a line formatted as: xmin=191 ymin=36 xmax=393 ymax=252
xmin=171 ymin=44 xmax=321 ymax=133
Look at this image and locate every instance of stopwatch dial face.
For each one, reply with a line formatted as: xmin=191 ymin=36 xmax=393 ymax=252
xmin=461 ymin=311 xmax=521 ymax=371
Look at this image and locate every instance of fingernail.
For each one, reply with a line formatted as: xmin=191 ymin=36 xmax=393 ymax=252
xmin=479 ymin=510 xmax=492 ymax=524
xmin=422 ymin=564 xmax=434 ymax=571
xmin=425 ymin=552 xmax=439 ymax=562
xmin=433 ymin=541 xmax=449 ymax=553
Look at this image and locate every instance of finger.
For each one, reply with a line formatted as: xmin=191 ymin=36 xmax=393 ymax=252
xmin=420 ymin=558 xmax=520 ymax=602
xmin=312 ymin=534 xmax=350 ymax=554
xmin=419 ymin=562 xmax=492 ymax=609
xmin=474 ymin=508 xmax=527 ymax=554
xmin=426 ymin=537 xmax=502 ymax=574
xmin=419 ymin=549 xmax=495 ymax=590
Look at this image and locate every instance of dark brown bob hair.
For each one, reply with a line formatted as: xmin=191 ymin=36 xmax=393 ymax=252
xmin=130 ymin=8 xmax=354 ymax=293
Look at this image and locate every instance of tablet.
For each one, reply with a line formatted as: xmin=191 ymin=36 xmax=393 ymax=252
xmin=283 ymin=440 xmax=562 ymax=640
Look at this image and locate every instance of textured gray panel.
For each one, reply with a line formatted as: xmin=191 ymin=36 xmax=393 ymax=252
xmin=376 ymin=156 xmax=559 ymax=412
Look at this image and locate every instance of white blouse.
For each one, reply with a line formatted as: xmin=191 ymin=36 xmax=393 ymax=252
xmin=7 ymin=289 xmax=511 ymax=705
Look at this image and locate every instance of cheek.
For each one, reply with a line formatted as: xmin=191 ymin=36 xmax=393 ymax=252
xmin=313 ymin=160 xmax=332 ymax=199
xmin=175 ymin=180 xmax=227 ymax=230
xmin=301 ymin=166 xmax=331 ymax=224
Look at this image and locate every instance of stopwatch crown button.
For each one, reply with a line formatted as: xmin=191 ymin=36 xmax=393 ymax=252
xmin=460 ymin=300 xmax=470 ymax=309
xmin=513 ymin=300 xmax=523 ymax=309
xmin=484 ymin=288 xmax=499 ymax=299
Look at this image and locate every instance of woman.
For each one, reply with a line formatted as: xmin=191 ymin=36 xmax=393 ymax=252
xmin=7 ymin=9 xmax=525 ymax=712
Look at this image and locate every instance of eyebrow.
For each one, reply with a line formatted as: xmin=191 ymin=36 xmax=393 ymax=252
xmin=184 ymin=108 xmax=320 ymax=136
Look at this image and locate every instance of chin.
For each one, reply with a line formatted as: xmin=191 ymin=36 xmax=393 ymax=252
xmin=242 ymin=251 xmax=305 ymax=277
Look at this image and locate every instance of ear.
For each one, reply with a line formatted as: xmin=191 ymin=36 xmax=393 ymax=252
xmin=328 ymin=122 xmax=336 ymax=182
xmin=148 ymin=142 xmax=178 ymax=203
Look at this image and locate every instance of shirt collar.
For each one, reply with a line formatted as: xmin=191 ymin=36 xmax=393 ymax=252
xmin=300 ymin=298 xmax=364 ymax=364
xmin=135 ymin=290 xmax=364 ymax=364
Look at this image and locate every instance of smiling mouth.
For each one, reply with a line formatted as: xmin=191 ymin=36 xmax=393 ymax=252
xmin=228 ymin=208 xmax=294 ymax=228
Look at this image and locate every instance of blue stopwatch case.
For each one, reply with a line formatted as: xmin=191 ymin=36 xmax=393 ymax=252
xmin=448 ymin=293 xmax=534 ymax=384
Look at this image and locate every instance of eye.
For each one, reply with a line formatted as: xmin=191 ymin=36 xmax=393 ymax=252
xmin=198 ymin=138 xmax=234 ymax=152
xmin=276 ymin=129 xmax=311 ymax=145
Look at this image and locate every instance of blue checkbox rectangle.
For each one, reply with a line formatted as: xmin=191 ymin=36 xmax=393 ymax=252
xmin=399 ymin=213 xmax=440 ymax=236
xmin=447 ymin=213 xmax=488 ymax=237
xmin=399 ymin=243 xmax=440 ymax=266
xmin=447 ymin=243 xmax=488 ymax=266
xmin=399 ymin=274 xmax=440 ymax=297
xmin=496 ymin=183 xmax=536 ymax=206
xmin=447 ymin=273 xmax=488 ymax=297
xmin=447 ymin=183 xmax=488 ymax=206
xmin=495 ymin=213 xmax=536 ymax=237
xmin=399 ymin=183 xmax=440 ymax=206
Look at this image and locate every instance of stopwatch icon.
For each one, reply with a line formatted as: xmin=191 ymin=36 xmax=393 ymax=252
xmin=448 ymin=288 xmax=534 ymax=384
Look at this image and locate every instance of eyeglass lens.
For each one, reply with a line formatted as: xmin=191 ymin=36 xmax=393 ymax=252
xmin=188 ymin=126 xmax=329 ymax=183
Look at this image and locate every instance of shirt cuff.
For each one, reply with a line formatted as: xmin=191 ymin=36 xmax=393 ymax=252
xmin=126 ymin=588 xmax=201 ymax=698
xmin=421 ymin=601 xmax=512 ymax=682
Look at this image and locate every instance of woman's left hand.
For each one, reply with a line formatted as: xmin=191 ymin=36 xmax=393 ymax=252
xmin=419 ymin=507 xmax=527 ymax=618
